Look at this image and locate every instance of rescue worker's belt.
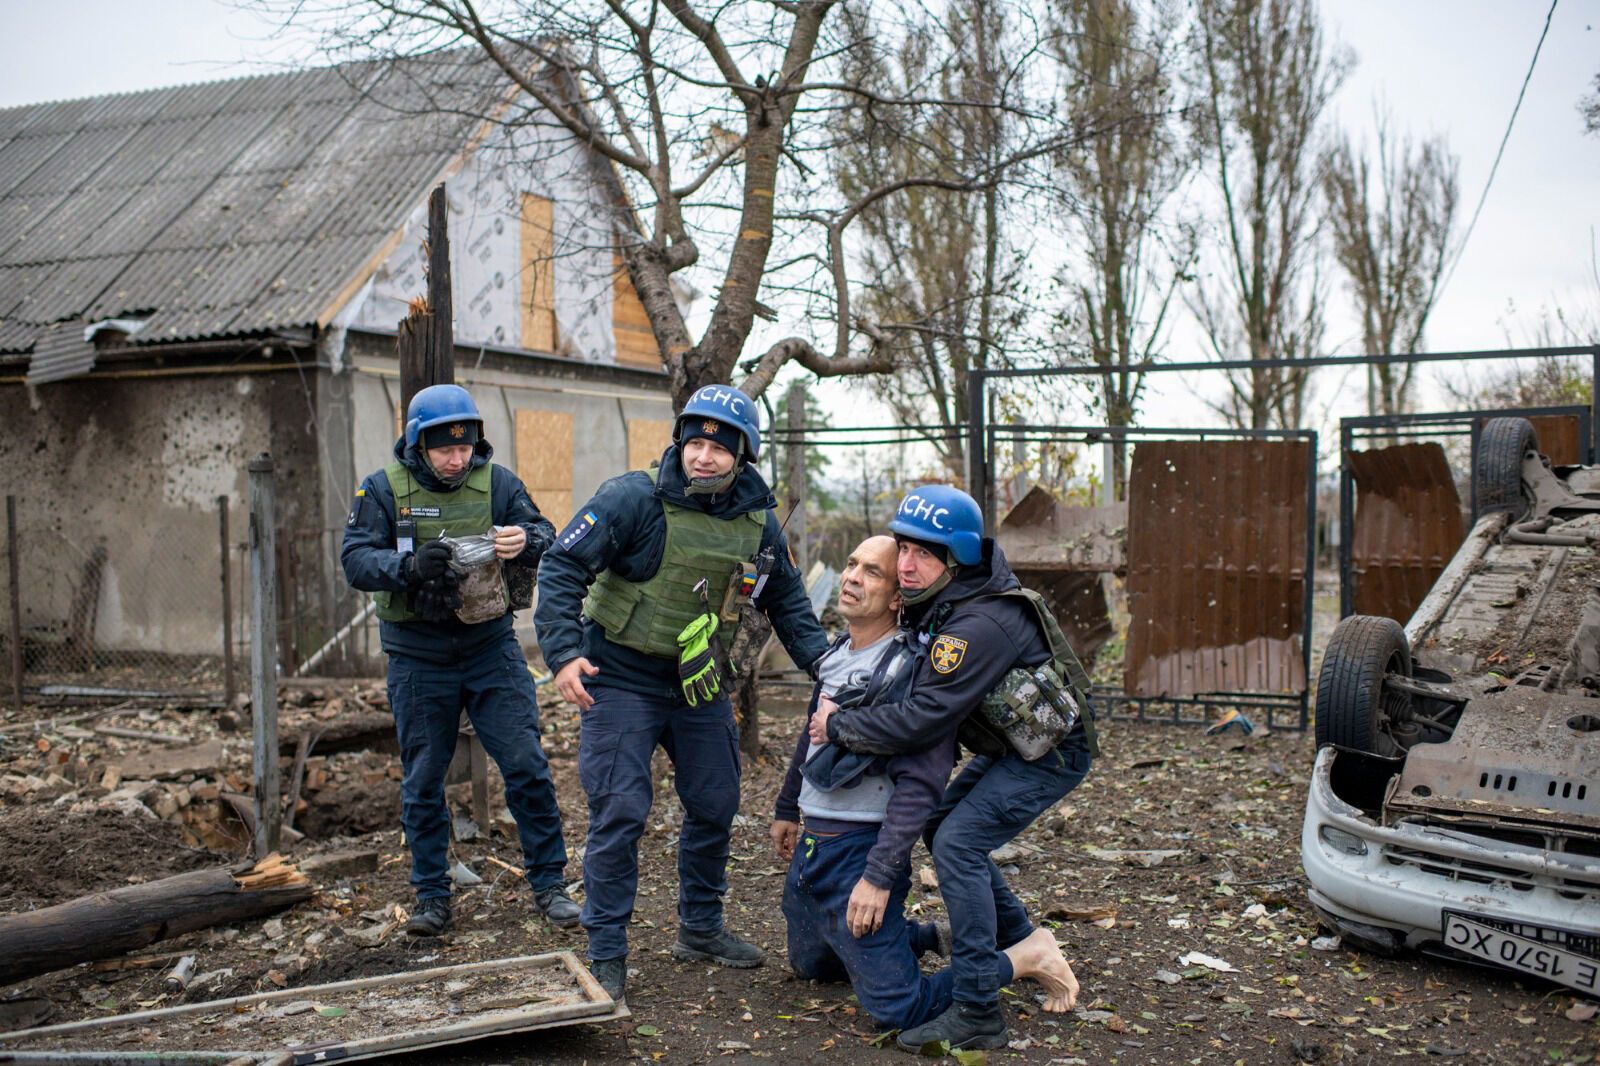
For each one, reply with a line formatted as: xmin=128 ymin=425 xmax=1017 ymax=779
xmin=373 ymin=461 xmax=493 ymax=624
xmin=583 ymin=493 xmax=765 ymax=659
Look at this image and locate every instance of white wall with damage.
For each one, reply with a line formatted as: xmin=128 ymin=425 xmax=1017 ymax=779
xmin=350 ymin=100 xmax=622 ymax=362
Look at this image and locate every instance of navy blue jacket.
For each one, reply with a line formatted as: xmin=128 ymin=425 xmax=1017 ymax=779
xmin=825 ymin=541 xmax=1054 ymax=755
xmin=534 ymin=446 xmax=829 ymax=697
xmin=340 ymin=436 xmax=556 ymax=664
xmin=776 ymin=632 xmax=955 ymax=888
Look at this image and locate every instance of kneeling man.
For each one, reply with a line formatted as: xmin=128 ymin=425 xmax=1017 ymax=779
xmin=771 ymin=535 xmax=1074 ymax=1032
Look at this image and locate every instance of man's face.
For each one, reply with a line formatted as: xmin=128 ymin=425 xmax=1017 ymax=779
xmin=838 ymin=535 xmax=899 ymax=622
xmin=897 ymin=539 xmax=949 ymax=590
xmin=683 ymin=436 xmax=736 ymax=480
xmin=426 ymin=444 xmax=473 ymax=479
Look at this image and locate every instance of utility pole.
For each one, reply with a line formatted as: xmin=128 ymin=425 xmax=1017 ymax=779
xmin=398 ymin=184 xmax=456 ymax=416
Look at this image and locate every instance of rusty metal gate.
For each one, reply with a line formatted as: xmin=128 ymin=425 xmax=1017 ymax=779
xmin=989 ymin=425 xmax=1316 ymax=730
xmin=1338 ymin=405 xmax=1592 ymax=620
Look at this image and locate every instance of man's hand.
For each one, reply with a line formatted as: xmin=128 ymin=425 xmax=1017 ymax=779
xmin=555 ymin=657 xmax=599 ymax=711
xmin=492 ymin=524 xmax=526 ymax=560
xmin=770 ymin=819 xmax=799 ymax=861
xmin=808 ymin=695 xmax=839 ymax=746
xmin=411 ymin=539 xmax=453 ymax=583
xmin=846 ymin=878 xmax=890 ymax=938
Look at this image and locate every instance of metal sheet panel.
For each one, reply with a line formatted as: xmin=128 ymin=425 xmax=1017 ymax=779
xmin=1350 ymin=442 xmax=1465 ymax=622
xmin=1525 ymin=414 xmax=1582 ymax=465
xmin=1125 ymin=439 xmax=1310 ymax=697
xmin=1010 ymin=568 xmax=1116 ymax=668
xmin=997 ymin=485 xmax=1127 ymax=573
xmin=25 ymin=321 xmax=95 ymax=384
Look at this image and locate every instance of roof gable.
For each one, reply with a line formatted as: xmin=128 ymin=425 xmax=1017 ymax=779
xmin=0 ymin=54 xmax=512 ymax=354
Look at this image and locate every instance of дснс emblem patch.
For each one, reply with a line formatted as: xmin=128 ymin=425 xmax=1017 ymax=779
xmin=930 ymin=634 xmax=968 ymax=674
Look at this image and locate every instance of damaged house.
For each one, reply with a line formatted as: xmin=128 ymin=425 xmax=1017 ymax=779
xmin=0 ymin=54 xmax=676 ymax=677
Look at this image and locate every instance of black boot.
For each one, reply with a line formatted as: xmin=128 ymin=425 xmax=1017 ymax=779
xmin=896 ymin=1000 xmax=1007 ymax=1053
xmin=534 ymin=885 xmax=581 ymax=927
xmin=589 ymin=957 xmax=626 ymax=1003
xmin=672 ymin=927 xmax=766 ymax=968
xmin=404 ymin=897 xmax=452 ymax=937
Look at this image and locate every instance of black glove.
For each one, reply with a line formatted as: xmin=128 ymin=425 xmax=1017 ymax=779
xmin=411 ymin=539 xmax=453 ymax=584
xmin=413 ymin=573 xmax=464 ymax=623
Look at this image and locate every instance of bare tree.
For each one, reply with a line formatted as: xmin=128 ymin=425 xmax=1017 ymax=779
xmin=1190 ymin=0 xmax=1349 ymax=429
xmin=1053 ymin=0 xmax=1193 ymax=497
xmin=1580 ymin=71 xmax=1600 ymax=136
xmin=1323 ymin=118 xmax=1458 ymax=416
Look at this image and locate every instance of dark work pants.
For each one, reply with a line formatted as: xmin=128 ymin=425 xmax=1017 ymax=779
xmin=577 ymin=685 xmax=741 ymax=962
xmin=783 ymin=825 xmax=1008 ymax=1031
xmin=387 ymin=634 xmax=568 ymax=900
xmin=927 ymin=734 xmax=1092 ymax=1004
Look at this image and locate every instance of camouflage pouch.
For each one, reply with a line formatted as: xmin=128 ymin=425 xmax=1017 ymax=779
xmin=976 ymin=662 xmax=1083 ymax=761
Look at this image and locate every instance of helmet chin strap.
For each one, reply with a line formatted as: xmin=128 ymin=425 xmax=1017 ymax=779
xmin=899 ymin=567 xmax=955 ymax=607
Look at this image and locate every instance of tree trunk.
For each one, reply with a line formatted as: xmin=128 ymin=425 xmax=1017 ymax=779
xmin=0 ymin=855 xmax=311 ymax=985
xmin=729 ymin=612 xmax=772 ymax=756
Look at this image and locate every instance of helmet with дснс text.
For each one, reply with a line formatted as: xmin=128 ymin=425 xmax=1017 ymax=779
xmin=673 ymin=384 xmax=762 ymax=462
xmin=404 ymin=384 xmax=484 ymax=448
xmin=888 ymin=484 xmax=984 ymax=566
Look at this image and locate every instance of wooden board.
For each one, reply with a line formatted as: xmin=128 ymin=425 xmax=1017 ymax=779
xmin=515 ymin=409 xmax=574 ymax=528
xmin=520 ymin=193 xmax=558 ymax=354
xmin=613 ymin=252 xmax=661 ymax=370
xmin=0 ymin=951 xmax=626 ymax=1063
xmin=627 ymin=418 xmax=675 ymax=471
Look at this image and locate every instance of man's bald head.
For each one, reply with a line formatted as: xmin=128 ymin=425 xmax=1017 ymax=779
xmin=837 ymin=534 xmax=901 ymax=627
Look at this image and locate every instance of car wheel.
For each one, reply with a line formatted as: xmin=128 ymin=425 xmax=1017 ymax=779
xmin=1315 ymin=615 xmax=1414 ymax=755
xmin=1475 ymin=417 xmax=1538 ymax=520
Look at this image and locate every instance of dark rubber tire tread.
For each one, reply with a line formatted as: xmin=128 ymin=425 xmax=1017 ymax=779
xmin=1475 ymin=417 xmax=1538 ymax=520
xmin=1315 ymin=615 xmax=1411 ymax=753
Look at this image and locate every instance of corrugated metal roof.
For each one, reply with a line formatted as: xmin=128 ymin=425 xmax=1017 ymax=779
xmin=1349 ymin=442 xmax=1464 ymax=622
xmin=0 ymin=53 xmax=511 ymax=357
xmin=25 ymin=321 xmax=95 ymax=384
xmin=1124 ymin=440 xmax=1311 ymax=698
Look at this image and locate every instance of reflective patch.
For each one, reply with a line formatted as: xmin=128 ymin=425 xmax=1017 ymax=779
xmin=559 ymin=510 xmax=599 ymax=550
xmin=930 ymin=634 xmax=968 ymax=674
xmin=409 ymin=506 xmax=441 ymax=518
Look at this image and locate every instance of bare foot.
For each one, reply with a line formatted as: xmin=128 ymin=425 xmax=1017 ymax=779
xmin=1003 ymin=927 xmax=1080 ymax=1012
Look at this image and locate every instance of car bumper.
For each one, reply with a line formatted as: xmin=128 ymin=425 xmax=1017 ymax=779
xmin=1301 ymin=747 xmax=1600 ymax=951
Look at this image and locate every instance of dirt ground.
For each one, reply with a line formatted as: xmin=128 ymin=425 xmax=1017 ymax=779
xmin=2 ymin=682 xmax=1598 ymax=1065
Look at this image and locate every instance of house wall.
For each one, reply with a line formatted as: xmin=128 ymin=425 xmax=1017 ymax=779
xmin=0 ymin=367 xmax=324 ymax=658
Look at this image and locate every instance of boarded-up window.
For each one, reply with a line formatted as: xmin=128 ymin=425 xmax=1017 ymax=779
xmin=613 ymin=253 xmax=661 ymax=370
xmin=627 ymin=418 xmax=675 ymax=471
xmin=520 ymin=194 xmax=558 ymax=353
xmin=515 ymin=409 xmax=574 ymax=528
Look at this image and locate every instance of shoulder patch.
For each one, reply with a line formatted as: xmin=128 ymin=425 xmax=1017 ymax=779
xmin=558 ymin=510 xmax=600 ymax=551
xmin=929 ymin=634 xmax=968 ymax=674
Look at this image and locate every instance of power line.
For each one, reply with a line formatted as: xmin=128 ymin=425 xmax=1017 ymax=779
xmin=1438 ymin=0 xmax=1559 ymax=299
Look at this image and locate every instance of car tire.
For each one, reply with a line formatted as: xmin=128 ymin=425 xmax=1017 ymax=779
xmin=1315 ymin=615 xmax=1412 ymax=754
xmin=1475 ymin=417 xmax=1538 ymax=520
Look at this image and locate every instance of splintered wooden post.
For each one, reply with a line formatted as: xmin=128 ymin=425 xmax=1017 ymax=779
xmin=398 ymin=183 xmax=456 ymax=417
xmin=248 ymin=456 xmax=280 ymax=859
xmin=6 ymin=496 xmax=21 ymax=714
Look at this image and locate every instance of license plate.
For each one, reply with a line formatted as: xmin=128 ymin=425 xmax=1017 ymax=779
xmin=1443 ymin=913 xmax=1600 ymax=995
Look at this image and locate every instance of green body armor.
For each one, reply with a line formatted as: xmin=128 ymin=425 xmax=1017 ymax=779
xmin=373 ymin=461 xmax=495 ymax=623
xmin=958 ymin=587 xmax=1101 ymax=760
xmin=583 ymin=492 xmax=765 ymax=659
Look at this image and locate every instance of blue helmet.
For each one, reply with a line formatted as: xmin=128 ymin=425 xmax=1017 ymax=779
xmin=889 ymin=484 xmax=984 ymax=566
xmin=674 ymin=383 xmax=762 ymax=461
xmin=405 ymin=384 xmax=482 ymax=448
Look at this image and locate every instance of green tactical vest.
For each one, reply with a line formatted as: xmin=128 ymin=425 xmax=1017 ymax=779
xmin=583 ymin=490 xmax=766 ymax=659
xmin=373 ymin=461 xmax=495 ymax=623
xmin=959 ymin=587 xmax=1102 ymax=759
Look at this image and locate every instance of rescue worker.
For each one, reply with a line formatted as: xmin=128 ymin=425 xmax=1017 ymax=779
xmin=773 ymin=535 xmax=1077 ymax=1032
xmin=535 ymin=382 xmax=830 ymax=1005
xmin=340 ymin=384 xmax=576 ymax=937
xmin=810 ymin=484 xmax=1097 ymax=1051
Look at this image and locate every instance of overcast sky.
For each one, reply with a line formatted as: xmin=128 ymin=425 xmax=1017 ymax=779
xmin=4 ymin=0 xmax=1596 ymax=442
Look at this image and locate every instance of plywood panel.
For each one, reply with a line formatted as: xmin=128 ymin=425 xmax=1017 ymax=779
xmin=627 ymin=418 xmax=675 ymax=471
xmin=1124 ymin=439 xmax=1310 ymax=697
xmin=613 ymin=252 xmax=661 ymax=370
xmin=520 ymin=193 xmax=558 ymax=354
xmin=515 ymin=409 xmax=574 ymax=527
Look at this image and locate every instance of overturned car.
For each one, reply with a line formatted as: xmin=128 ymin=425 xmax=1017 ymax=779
xmin=1302 ymin=417 xmax=1600 ymax=997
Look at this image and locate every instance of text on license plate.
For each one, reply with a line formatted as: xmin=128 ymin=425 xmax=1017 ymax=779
xmin=1443 ymin=914 xmax=1599 ymax=995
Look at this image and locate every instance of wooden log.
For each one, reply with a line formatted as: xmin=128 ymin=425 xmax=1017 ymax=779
xmin=278 ymin=710 xmax=393 ymax=755
xmin=0 ymin=854 xmax=311 ymax=985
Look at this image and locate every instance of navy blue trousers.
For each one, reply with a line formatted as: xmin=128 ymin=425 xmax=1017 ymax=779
xmin=783 ymin=826 xmax=1011 ymax=1031
xmin=386 ymin=635 xmax=568 ymax=900
xmin=577 ymin=686 xmax=741 ymax=961
xmin=928 ymin=736 xmax=1092 ymax=1004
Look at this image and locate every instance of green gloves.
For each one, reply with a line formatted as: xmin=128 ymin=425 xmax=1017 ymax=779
xmin=676 ymin=612 xmax=724 ymax=707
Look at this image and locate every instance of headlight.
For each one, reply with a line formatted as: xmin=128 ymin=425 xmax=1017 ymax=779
xmin=1319 ymin=825 xmax=1369 ymax=856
